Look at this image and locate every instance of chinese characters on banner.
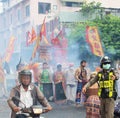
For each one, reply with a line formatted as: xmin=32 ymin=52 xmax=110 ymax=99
xmin=86 ymin=26 xmax=104 ymax=57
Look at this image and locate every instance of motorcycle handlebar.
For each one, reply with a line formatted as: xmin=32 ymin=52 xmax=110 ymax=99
xmin=12 ymin=96 xmax=49 ymax=116
xmin=21 ymin=106 xmax=48 ymax=114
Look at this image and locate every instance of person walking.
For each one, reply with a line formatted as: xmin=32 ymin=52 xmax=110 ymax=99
xmin=65 ymin=63 xmax=77 ymax=104
xmin=75 ymin=60 xmax=88 ymax=107
xmin=85 ymin=72 xmax=100 ymax=118
xmin=39 ymin=62 xmax=53 ymax=101
xmin=53 ymin=64 xmax=66 ymax=104
xmin=82 ymin=56 xmax=118 ymax=118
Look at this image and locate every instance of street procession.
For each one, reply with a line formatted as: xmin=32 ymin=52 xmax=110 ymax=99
xmin=0 ymin=0 xmax=120 ymax=118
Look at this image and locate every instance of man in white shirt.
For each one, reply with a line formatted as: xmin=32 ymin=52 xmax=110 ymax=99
xmin=65 ymin=63 xmax=77 ymax=104
xmin=7 ymin=70 xmax=52 ymax=118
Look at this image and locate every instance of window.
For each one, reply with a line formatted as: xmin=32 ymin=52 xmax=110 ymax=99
xmin=117 ymin=9 xmax=120 ymax=13
xmin=38 ymin=2 xmax=51 ymax=14
xmin=64 ymin=2 xmax=82 ymax=7
xmin=105 ymin=11 xmax=111 ymax=15
xmin=26 ymin=5 xmax=30 ymax=17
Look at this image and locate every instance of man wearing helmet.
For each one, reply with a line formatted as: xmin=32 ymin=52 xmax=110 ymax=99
xmin=82 ymin=56 xmax=118 ymax=118
xmin=7 ymin=69 xmax=52 ymax=118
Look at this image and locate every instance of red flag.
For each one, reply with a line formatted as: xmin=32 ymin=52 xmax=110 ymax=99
xmin=86 ymin=26 xmax=104 ymax=57
xmin=31 ymin=17 xmax=49 ymax=60
xmin=26 ymin=31 xmax=31 ymax=46
xmin=40 ymin=17 xmax=46 ymax=40
xmin=31 ymin=37 xmax=40 ymax=60
xmin=31 ymin=44 xmax=37 ymax=60
xmin=26 ymin=27 xmax=37 ymax=46
xmin=51 ymin=37 xmax=61 ymax=46
xmin=31 ymin=27 xmax=37 ymax=41
xmin=51 ymin=30 xmax=63 ymax=46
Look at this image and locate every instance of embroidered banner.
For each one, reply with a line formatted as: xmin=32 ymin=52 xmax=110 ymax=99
xmin=86 ymin=26 xmax=104 ymax=57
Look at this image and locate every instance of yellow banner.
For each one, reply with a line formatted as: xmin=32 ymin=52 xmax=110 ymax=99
xmin=86 ymin=26 xmax=104 ymax=57
xmin=4 ymin=36 xmax=16 ymax=62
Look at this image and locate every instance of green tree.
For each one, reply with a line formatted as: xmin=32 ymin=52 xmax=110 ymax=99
xmin=67 ymin=22 xmax=99 ymax=64
xmin=67 ymin=1 xmax=120 ymax=61
xmin=80 ymin=1 xmax=102 ymax=19
xmin=93 ymin=15 xmax=120 ymax=59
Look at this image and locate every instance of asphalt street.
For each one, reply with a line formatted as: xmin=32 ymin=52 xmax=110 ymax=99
xmin=0 ymin=74 xmax=86 ymax=118
xmin=0 ymin=99 xmax=86 ymax=118
xmin=1 ymin=98 xmax=120 ymax=118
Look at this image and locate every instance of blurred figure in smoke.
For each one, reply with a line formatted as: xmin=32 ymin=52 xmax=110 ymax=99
xmin=29 ymin=62 xmax=41 ymax=86
xmin=75 ymin=60 xmax=88 ymax=107
xmin=0 ymin=58 xmax=7 ymax=98
xmin=53 ymin=64 xmax=66 ymax=104
xmin=65 ymin=63 xmax=77 ymax=104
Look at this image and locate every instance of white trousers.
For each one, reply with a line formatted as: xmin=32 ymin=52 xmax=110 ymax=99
xmin=66 ymin=84 xmax=77 ymax=101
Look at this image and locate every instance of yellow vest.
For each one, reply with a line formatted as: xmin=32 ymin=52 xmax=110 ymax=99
xmin=98 ymin=72 xmax=114 ymax=97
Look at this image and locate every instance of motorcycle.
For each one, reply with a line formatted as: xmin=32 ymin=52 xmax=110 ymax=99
xmin=12 ymin=96 xmax=48 ymax=118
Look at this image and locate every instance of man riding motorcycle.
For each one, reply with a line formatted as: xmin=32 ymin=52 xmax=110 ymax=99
xmin=7 ymin=69 xmax=52 ymax=118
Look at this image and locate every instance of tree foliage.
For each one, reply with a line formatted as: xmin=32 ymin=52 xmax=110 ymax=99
xmin=93 ymin=15 xmax=120 ymax=60
xmin=67 ymin=1 xmax=120 ymax=61
xmin=80 ymin=1 xmax=102 ymax=18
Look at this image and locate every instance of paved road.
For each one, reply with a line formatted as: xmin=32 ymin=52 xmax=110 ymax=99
xmin=2 ymin=74 xmax=86 ymax=118
xmin=42 ymin=102 xmax=86 ymax=118
xmin=0 ymin=99 xmax=86 ymax=118
xmin=1 ymin=98 xmax=120 ymax=118
xmin=0 ymin=99 xmax=10 ymax=118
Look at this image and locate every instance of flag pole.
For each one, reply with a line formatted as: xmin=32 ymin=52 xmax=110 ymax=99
xmin=30 ymin=16 xmax=46 ymax=60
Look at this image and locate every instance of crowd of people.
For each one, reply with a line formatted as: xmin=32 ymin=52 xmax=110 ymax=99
xmin=0 ymin=55 xmax=120 ymax=118
xmin=36 ymin=60 xmax=90 ymax=105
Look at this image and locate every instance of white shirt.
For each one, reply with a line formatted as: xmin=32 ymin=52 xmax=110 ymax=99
xmin=66 ymin=68 xmax=77 ymax=85
xmin=19 ymin=85 xmax=33 ymax=108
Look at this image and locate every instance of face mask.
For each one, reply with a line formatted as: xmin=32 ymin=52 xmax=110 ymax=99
xmin=102 ymin=64 xmax=111 ymax=70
